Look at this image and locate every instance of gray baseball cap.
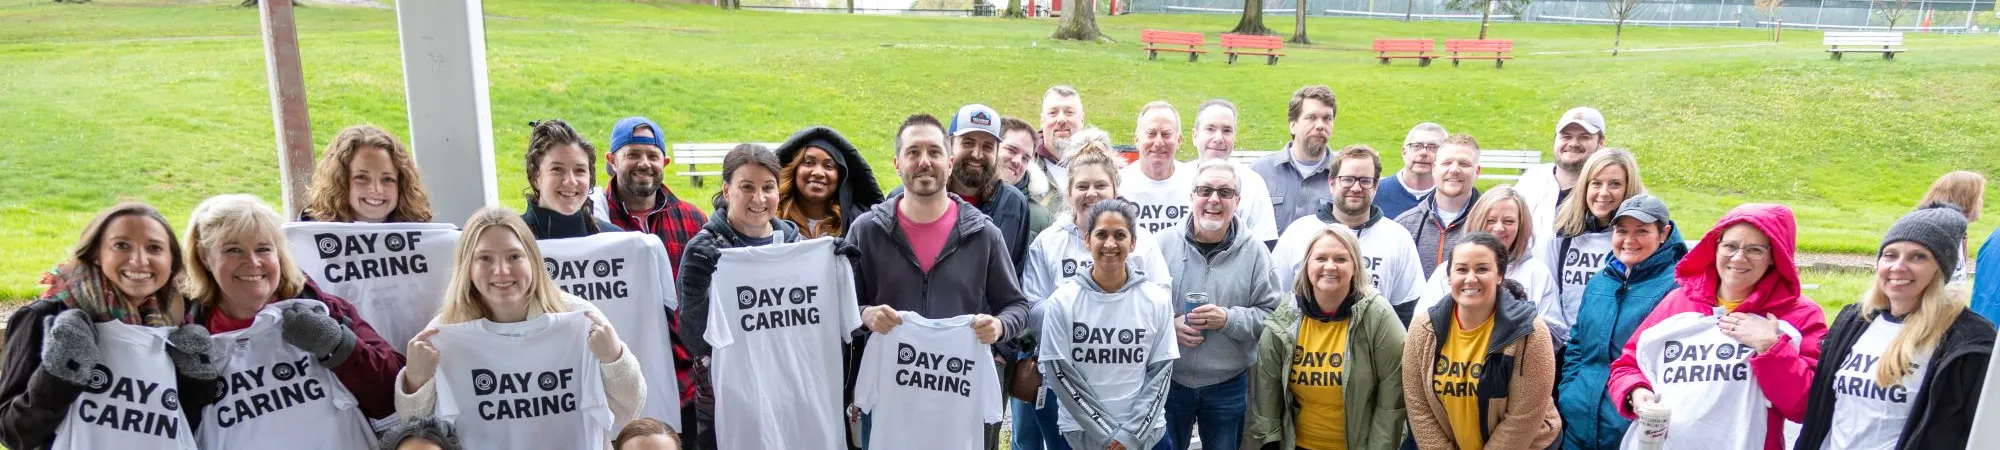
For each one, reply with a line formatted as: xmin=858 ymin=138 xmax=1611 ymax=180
xmin=1614 ymin=194 xmax=1670 ymax=225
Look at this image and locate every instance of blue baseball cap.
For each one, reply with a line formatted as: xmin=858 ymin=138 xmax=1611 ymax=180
xmin=609 ymin=117 xmax=666 ymax=153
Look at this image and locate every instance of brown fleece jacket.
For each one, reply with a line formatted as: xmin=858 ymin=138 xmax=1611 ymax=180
xmin=1402 ymin=284 xmax=1561 ymax=450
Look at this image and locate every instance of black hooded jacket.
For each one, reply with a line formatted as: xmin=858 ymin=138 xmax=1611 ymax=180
xmin=774 ymin=127 xmax=885 ymax=238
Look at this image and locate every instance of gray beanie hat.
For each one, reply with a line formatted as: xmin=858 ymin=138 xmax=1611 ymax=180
xmin=377 ymin=416 xmax=463 ymax=450
xmin=1881 ymin=203 xmax=1969 ymax=278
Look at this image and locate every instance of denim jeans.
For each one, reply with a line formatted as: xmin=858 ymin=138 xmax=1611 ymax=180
xmin=1164 ymin=372 xmax=1249 ymax=450
xmin=1012 ymin=389 xmax=1072 ymax=450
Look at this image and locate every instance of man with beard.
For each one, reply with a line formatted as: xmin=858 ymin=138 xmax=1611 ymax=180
xmin=945 ymin=104 xmax=1034 ymax=270
xmin=1514 ymin=107 xmax=1606 ymax=253
xmin=1186 ymin=99 xmax=1279 ymax=248
xmin=1029 ymin=85 xmax=1085 ymax=212
xmin=1375 ymin=122 xmax=1448 ymax=219
xmin=1250 ymin=85 xmax=1339 ymax=228
xmin=846 ymin=113 xmax=1032 ymax=449
xmin=1119 ymin=101 xmax=1198 ymax=236
xmin=1271 ymin=145 xmax=1428 ymax=325
xmin=1153 ymin=160 xmax=1282 ymax=450
xmin=588 ymin=116 xmax=709 ymax=447
xmin=1000 ymin=117 xmax=1055 ymax=241
xmin=1395 ymin=134 xmax=1484 ymax=276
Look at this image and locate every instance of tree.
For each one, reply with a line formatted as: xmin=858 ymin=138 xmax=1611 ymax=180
xmin=1230 ymin=0 xmax=1275 ymax=35
xmin=1874 ymin=0 xmax=1916 ymax=28
xmin=1607 ymin=0 xmax=1650 ymax=55
xmin=1754 ymin=0 xmax=1783 ymax=41
xmin=1288 ymin=0 xmax=1310 ymax=43
xmin=1006 ymin=0 xmax=1026 ymax=17
xmin=1053 ymin=0 xmax=1113 ymax=42
xmin=1442 ymin=0 xmax=1530 ymax=39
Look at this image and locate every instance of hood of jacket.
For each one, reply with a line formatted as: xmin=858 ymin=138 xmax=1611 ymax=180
xmin=1427 ymin=280 xmax=1538 ymax=352
xmin=1315 ymin=201 xmax=1388 ymax=231
xmin=774 ymin=126 xmax=886 ymax=229
xmin=699 ymin=204 xmax=803 ymax=248
xmin=1074 ymin=262 xmax=1147 ymax=296
xmin=1673 ymin=203 xmax=1805 ymax=315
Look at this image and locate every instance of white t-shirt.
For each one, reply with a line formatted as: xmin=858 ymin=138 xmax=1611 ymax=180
xmin=1543 ymin=229 xmax=1613 ymax=344
xmin=201 ymin=299 xmax=376 ymax=450
xmin=52 ymin=322 xmax=195 ymax=450
xmin=537 ymin=232 xmax=683 ymax=431
xmin=855 ymin=312 xmax=1004 ymax=450
xmin=433 ymin=311 xmax=611 ymax=450
xmin=705 ymin=238 xmax=861 ymax=450
xmin=1823 ymin=317 xmax=1930 ymax=450
xmin=284 ymin=222 xmax=460 ymax=354
xmin=1037 ymin=281 xmax=1180 ymax=434
xmin=1513 ymin=164 xmax=1563 ymax=260
xmin=1120 ymin=162 xmax=1198 ymax=236
xmin=1415 ymin=257 xmax=1561 ymax=323
xmin=1272 ymin=216 xmax=1425 ymax=307
xmin=1140 ymin=159 xmax=1282 ymax=244
xmin=1021 ymin=222 xmax=1174 ymax=305
xmin=1622 ymin=310 xmax=1802 ymax=450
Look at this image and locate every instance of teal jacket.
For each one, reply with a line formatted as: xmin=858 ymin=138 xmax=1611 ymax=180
xmin=1556 ymin=223 xmax=1687 ymax=450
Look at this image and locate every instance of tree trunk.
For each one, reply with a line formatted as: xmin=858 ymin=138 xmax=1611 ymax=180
xmin=848 ymin=0 xmax=855 ymax=13
xmin=1405 ymin=0 xmax=1415 ymax=21
xmin=1230 ymin=0 xmax=1275 ymax=34
xmin=1053 ymin=0 xmax=1112 ymax=42
xmin=1288 ymin=0 xmax=1310 ymax=44
xmin=1006 ymin=0 xmax=1026 ymax=17
xmin=1477 ymin=0 xmax=1491 ymax=39
xmin=1613 ymin=20 xmax=1625 ymax=55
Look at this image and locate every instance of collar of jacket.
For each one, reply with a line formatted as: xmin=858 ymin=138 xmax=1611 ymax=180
xmin=1420 ymin=189 xmax=1483 ymax=228
xmin=1314 ymin=201 xmax=1386 ymax=231
xmin=1426 ymin=282 xmax=1538 ymax=354
xmin=604 ymin=177 xmax=676 ymax=216
xmin=1281 ymin=141 xmax=1335 ymax=175
xmin=523 ymin=203 xmax=599 ymax=237
xmin=700 ymin=204 xmax=801 ymax=247
xmin=1296 ymin=288 xmax=1362 ymax=322
xmin=865 ymin=191 xmax=992 ymax=261
xmin=1075 ymin=263 xmax=1145 ymax=295
xmin=1177 ymin=216 xmax=1244 ymax=257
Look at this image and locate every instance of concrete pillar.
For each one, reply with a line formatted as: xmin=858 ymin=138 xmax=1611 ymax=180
xmin=395 ymin=0 xmax=500 ymax=224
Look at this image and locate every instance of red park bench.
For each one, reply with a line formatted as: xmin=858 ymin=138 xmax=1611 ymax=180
xmin=1372 ymin=38 xmax=1437 ymax=66
xmin=1220 ymin=33 xmax=1286 ymax=65
xmin=1140 ymin=30 xmax=1208 ymax=62
xmin=1446 ymin=39 xmax=1515 ymax=68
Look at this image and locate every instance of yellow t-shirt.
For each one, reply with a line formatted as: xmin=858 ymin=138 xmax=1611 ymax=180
xmin=1432 ymin=310 xmax=1495 ymax=450
xmin=1291 ymin=318 xmax=1350 ymax=450
xmin=1720 ymin=298 xmax=1745 ymax=314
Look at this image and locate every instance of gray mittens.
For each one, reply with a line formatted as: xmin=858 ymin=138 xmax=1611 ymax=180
xmin=281 ymin=301 xmax=358 ymax=367
xmin=166 ymin=324 xmax=222 ymax=380
xmin=40 ymin=309 xmax=103 ymax=388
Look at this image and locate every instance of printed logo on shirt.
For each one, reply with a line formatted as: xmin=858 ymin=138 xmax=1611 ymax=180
xmin=74 ymin=363 xmax=184 ymax=439
xmin=468 ymin=368 xmax=580 ymax=420
xmin=312 ymin=231 xmax=430 ymax=283
xmin=212 ymin=356 xmax=327 ymax=428
xmin=1561 ymin=247 xmax=1609 ymax=286
xmin=543 ymin=256 xmax=630 ymax=301
xmin=734 ymin=284 xmax=825 ymax=332
xmin=1432 ymin=356 xmax=1483 ymax=397
xmin=893 ymin=342 xmax=979 ymax=397
xmin=1060 ymin=258 xmax=1100 ymax=278
xmin=1068 ymin=322 xmax=1150 ymax=364
xmin=1832 ymin=353 xmax=1917 ymax=403
xmin=1362 ymin=255 xmax=1384 ymax=290
xmin=1135 ymin=204 xmax=1190 ymax=233
xmin=1656 ymin=340 xmax=1753 ymax=383
xmin=1289 ymin=346 xmax=1344 ymax=387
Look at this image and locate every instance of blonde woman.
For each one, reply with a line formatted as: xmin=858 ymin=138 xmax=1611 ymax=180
xmin=1916 ymin=170 xmax=1984 ymax=285
xmin=1796 ymin=205 xmax=1995 ymax=450
xmin=1539 ymin=148 xmax=1646 ymax=346
xmin=394 ymin=208 xmax=645 ymax=446
xmin=1247 ymin=225 xmax=1407 ymax=450
xmin=303 ymin=125 xmax=434 ymax=223
xmin=1416 ymin=185 xmax=1559 ymax=321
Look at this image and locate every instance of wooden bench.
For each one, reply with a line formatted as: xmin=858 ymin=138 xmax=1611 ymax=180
xmin=1446 ymin=39 xmax=1514 ymax=68
xmin=1373 ymin=38 xmax=1438 ymax=66
xmin=671 ymin=142 xmax=778 ymax=188
xmin=1824 ymin=31 xmax=1904 ymax=60
xmin=1140 ymin=30 xmax=1209 ymax=62
xmin=1477 ymin=149 xmax=1544 ymax=181
xmin=1220 ymin=33 xmax=1286 ymax=65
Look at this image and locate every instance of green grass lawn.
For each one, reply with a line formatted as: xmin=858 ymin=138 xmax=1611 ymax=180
xmin=1 ymin=0 xmax=1995 ymax=300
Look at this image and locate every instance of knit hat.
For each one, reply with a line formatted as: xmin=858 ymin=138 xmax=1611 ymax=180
xmin=377 ymin=416 xmax=463 ymax=450
xmin=1881 ymin=203 xmax=1969 ymax=278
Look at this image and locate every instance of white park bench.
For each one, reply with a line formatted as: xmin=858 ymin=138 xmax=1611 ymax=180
xmin=671 ymin=142 xmax=779 ymax=188
xmin=1221 ymin=149 xmax=1543 ymax=181
xmin=1824 ymin=31 xmax=1905 ymax=60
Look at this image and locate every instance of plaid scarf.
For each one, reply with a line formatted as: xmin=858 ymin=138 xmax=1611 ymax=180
xmin=40 ymin=263 xmax=177 ymax=327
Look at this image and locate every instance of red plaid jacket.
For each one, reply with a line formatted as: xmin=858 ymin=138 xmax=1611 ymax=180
xmin=602 ymin=181 xmax=707 ymax=406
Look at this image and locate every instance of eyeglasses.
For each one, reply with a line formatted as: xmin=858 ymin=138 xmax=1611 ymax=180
xmin=1404 ymin=142 xmax=1440 ymax=152
xmin=1719 ymin=242 xmax=1771 ymax=262
xmin=1193 ymin=186 xmax=1239 ymax=199
xmin=1335 ymin=176 xmax=1377 ymax=187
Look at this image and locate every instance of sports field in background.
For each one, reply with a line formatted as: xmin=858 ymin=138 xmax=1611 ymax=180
xmin=2 ymin=0 xmax=1997 ymax=307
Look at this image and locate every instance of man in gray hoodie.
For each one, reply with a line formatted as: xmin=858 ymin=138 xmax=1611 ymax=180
xmin=1154 ymin=161 xmax=1283 ymax=450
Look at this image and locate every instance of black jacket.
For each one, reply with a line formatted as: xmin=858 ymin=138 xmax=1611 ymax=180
xmin=0 ymin=300 xmax=217 ymax=450
xmin=1795 ymin=304 xmax=1995 ymax=450
xmin=845 ymin=193 xmax=1032 ymax=346
xmin=889 ymin=183 xmax=1034 ymax=272
xmin=774 ymin=126 xmax=886 ymax=234
xmin=521 ymin=203 xmax=623 ymax=240
xmin=675 ymin=207 xmax=804 ymax=358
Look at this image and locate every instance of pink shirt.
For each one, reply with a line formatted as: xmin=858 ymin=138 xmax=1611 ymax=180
xmin=898 ymin=199 xmax=959 ymax=274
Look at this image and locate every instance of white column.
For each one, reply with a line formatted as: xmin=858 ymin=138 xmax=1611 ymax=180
xmin=395 ymin=0 xmax=500 ymax=225
xmin=1970 ymin=351 xmax=2000 ymax=447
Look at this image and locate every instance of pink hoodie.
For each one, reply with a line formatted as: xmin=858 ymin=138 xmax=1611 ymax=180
xmin=1606 ymin=203 xmax=1829 ymax=450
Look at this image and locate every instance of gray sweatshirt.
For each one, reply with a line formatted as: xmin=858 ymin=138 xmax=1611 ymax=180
xmin=1039 ymin=266 xmax=1177 ymax=450
xmin=1154 ymin=219 xmax=1282 ymax=388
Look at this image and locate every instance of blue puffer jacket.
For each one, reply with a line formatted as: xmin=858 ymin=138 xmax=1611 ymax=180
xmin=1556 ymin=223 xmax=1687 ymax=450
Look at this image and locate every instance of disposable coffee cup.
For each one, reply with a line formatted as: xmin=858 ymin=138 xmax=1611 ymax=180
xmin=1634 ymin=401 xmax=1672 ymax=449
